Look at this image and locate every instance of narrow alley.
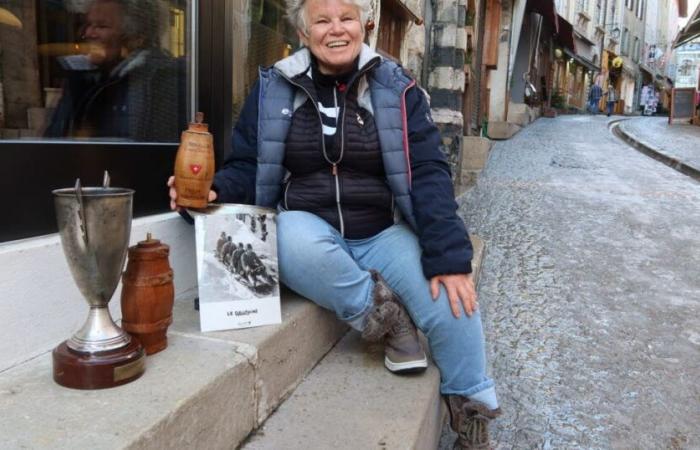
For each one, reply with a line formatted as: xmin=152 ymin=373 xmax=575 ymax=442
xmin=449 ymin=116 xmax=700 ymax=449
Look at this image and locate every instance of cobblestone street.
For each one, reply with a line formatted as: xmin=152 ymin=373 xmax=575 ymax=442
xmin=443 ymin=115 xmax=700 ymax=449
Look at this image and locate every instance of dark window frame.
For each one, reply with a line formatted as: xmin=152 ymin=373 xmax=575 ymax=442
xmin=0 ymin=1 xmax=235 ymax=243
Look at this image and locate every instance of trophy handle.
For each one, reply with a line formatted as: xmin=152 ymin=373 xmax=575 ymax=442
xmin=74 ymin=178 xmax=89 ymax=247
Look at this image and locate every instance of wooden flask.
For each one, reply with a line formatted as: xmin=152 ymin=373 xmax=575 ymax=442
xmin=174 ymin=112 xmax=215 ymax=209
xmin=121 ymin=233 xmax=174 ymax=355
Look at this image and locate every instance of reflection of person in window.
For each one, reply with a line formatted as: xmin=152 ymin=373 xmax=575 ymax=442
xmin=45 ymin=0 xmax=184 ymax=141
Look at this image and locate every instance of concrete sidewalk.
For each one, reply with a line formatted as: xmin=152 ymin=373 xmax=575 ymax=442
xmin=616 ymin=117 xmax=700 ymax=179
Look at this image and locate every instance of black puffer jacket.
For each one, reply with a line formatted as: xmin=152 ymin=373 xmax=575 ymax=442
xmin=282 ymin=67 xmax=394 ymax=239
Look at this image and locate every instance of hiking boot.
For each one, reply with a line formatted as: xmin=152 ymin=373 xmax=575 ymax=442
xmin=447 ymin=396 xmax=502 ymax=450
xmin=361 ymin=270 xmax=428 ymax=374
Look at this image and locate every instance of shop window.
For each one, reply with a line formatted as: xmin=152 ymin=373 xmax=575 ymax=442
xmin=0 ymin=0 xmax=189 ymax=142
xmin=230 ymin=0 xmax=298 ymax=123
xmin=0 ymin=0 xmax=192 ymax=242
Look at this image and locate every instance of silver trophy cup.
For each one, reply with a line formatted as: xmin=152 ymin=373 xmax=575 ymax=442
xmin=52 ymin=176 xmax=145 ymax=389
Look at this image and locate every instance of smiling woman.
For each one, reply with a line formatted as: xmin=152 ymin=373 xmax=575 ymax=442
xmin=168 ymin=0 xmax=503 ymax=446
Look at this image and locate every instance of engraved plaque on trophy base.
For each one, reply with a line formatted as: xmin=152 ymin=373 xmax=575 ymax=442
xmin=53 ymin=339 xmax=145 ymax=390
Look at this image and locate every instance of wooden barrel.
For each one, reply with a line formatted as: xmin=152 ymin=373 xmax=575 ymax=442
xmin=121 ymin=233 xmax=174 ymax=355
xmin=174 ymin=112 xmax=215 ymax=209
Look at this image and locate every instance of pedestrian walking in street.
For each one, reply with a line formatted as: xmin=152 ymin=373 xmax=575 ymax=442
xmin=168 ymin=0 xmax=501 ymax=446
xmin=587 ymin=83 xmax=602 ymax=114
xmin=605 ymin=84 xmax=618 ymax=116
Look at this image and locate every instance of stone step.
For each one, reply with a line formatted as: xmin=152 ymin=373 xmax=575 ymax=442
xmin=487 ymin=121 xmax=521 ymax=140
xmin=0 ymin=291 xmax=347 ymax=450
xmin=241 ymin=236 xmax=486 ymax=450
xmin=242 ymin=331 xmax=445 ymax=450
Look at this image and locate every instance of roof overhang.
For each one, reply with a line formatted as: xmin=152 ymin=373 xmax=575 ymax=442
xmin=389 ymin=0 xmax=423 ymax=25
xmin=674 ymin=2 xmax=700 ymax=47
xmin=526 ymin=0 xmax=559 ymax=33
xmin=556 ymin=14 xmax=576 ymax=53
xmin=563 ymin=47 xmax=600 ymax=71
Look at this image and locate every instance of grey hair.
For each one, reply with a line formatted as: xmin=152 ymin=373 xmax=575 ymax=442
xmin=88 ymin=0 xmax=163 ymax=49
xmin=286 ymin=0 xmax=372 ymax=35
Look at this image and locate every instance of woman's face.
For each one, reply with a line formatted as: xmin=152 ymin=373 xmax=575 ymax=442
xmin=299 ymin=0 xmax=364 ymax=75
xmin=83 ymin=0 xmax=125 ymax=67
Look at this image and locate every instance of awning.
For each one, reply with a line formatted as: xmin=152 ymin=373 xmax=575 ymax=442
xmin=563 ymin=47 xmax=599 ymax=71
xmin=526 ymin=0 xmax=559 ymax=33
xmin=674 ymin=2 xmax=700 ymax=47
xmin=556 ymin=15 xmax=576 ymax=53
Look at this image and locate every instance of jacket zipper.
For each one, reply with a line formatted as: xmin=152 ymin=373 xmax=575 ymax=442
xmin=276 ymin=59 xmax=379 ymax=237
xmin=333 ymin=86 xmax=345 ymax=236
xmin=283 ymin=178 xmax=292 ymax=210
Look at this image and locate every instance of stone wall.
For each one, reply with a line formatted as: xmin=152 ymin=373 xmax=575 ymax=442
xmin=427 ymin=0 xmax=469 ymax=173
xmin=401 ymin=0 xmax=427 ymax=83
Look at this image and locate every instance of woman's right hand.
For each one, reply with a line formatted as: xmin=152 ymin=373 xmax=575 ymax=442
xmin=167 ymin=176 xmax=217 ymax=211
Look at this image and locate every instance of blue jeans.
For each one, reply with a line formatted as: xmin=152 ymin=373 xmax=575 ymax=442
xmin=588 ymin=100 xmax=599 ymax=114
xmin=277 ymin=211 xmax=498 ymax=409
xmin=607 ymin=101 xmax=615 ymax=115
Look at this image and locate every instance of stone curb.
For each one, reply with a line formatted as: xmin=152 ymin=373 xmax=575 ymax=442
xmin=0 ymin=293 xmax=347 ymax=450
xmin=612 ymin=120 xmax=700 ymax=182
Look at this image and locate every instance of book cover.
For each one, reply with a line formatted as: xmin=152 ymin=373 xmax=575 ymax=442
xmin=194 ymin=204 xmax=281 ymax=331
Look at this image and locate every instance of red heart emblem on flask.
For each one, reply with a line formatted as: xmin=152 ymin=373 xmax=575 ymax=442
xmin=190 ymin=164 xmax=202 ymax=174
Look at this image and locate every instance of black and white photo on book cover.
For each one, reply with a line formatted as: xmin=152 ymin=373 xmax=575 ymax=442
xmin=194 ymin=204 xmax=281 ymax=332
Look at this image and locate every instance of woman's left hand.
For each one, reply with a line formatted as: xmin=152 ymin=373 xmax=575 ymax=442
xmin=430 ymin=273 xmax=477 ymax=318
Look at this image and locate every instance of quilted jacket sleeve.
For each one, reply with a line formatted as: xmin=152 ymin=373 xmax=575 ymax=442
xmin=405 ymin=86 xmax=473 ymax=278
xmin=212 ymin=80 xmax=260 ymax=204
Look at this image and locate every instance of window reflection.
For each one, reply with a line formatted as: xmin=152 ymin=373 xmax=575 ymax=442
xmin=0 ymin=0 xmax=188 ymax=143
xmin=231 ymin=0 xmax=298 ymax=123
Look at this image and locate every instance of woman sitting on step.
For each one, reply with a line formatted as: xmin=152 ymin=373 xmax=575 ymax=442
xmin=169 ymin=0 xmax=500 ymax=446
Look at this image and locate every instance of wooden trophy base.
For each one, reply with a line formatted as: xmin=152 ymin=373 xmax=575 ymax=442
xmin=52 ymin=339 xmax=146 ymax=390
